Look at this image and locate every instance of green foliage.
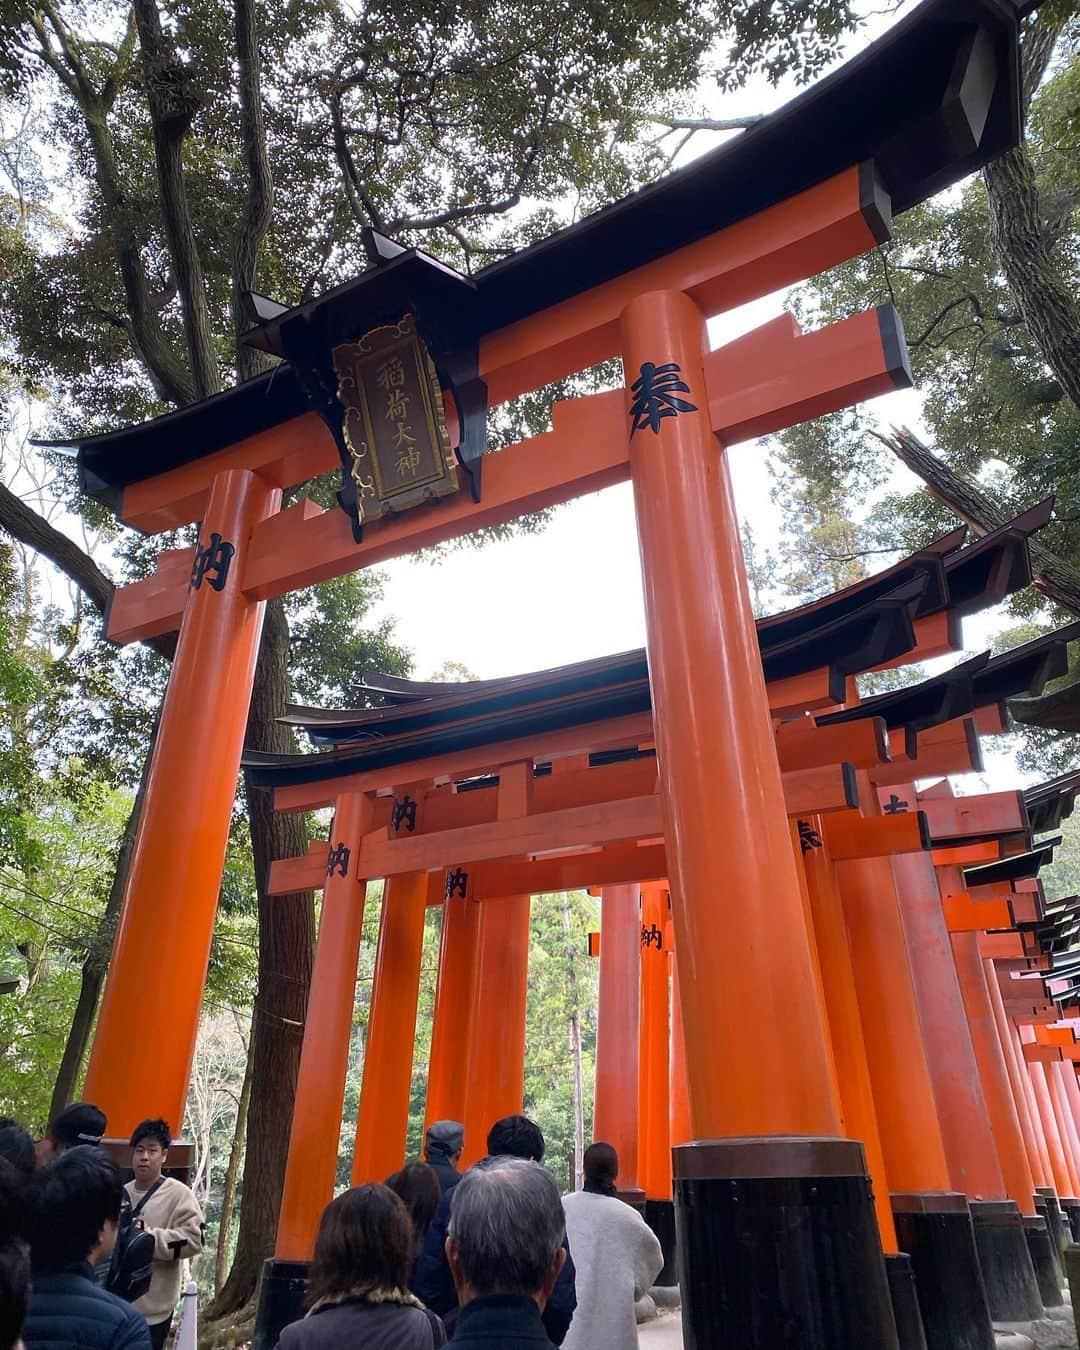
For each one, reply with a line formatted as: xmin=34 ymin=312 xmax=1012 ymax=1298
xmin=773 ymin=30 xmax=1080 ymax=603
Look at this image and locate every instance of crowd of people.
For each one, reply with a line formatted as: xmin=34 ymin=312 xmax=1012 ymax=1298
xmin=0 ymin=1103 xmax=664 ymax=1350
xmin=0 ymin=1103 xmax=204 ymax=1350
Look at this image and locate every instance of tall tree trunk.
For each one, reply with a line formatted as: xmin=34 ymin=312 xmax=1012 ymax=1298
xmin=216 ymin=1019 xmax=254 ymax=1294
xmin=133 ymin=0 xmax=221 ymax=399
xmin=50 ymin=712 xmax=161 ymax=1117
xmin=210 ymin=596 xmax=315 ymax=1316
xmin=561 ymin=896 xmax=585 ymax=1190
xmin=880 ymin=428 xmax=1080 ymax=615
xmin=983 ymin=19 xmax=1080 ymax=415
xmin=231 ymin=0 xmax=276 ymax=383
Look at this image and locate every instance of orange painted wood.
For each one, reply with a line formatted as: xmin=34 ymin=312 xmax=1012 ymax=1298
xmin=932 ymin=842 xmax=1001 ymax=867
xmin=468 ymin=842 xmax=668 ymax=901
xmin=766 ymin=666 xmax=846 ymax=716
xmin=268 ymin=850 xmax=327 ymax=895
xmin=351 ymin=871 xmax=431 ymax=1183
xmin=110 ymin=303 xmax=903 ymax=626
xmin=1048 ymin=1061 xmax=1080 ymax=1195
xmin=893 ymin=853 xmax=1007 ymax=1203
xmin=979 ymin=933 xmax=1027 ymax=960
xmin=121 ymin=413 xmax=335 ymax=532
xmin=276 ymin=792 xmax=371 ymax=1259
xmin=973 ymin=704 xmax=1008 ymax=736
xmin=594 ymin=884 xmax=642 ymax=1189
xmin=949 ymin=929 xmax=1033 ymax=1208
xmin=1035 ymin=1027 xmax=1076 ymax=1048
xmin=919 ymin=791 xmax=1028 ymax=845
xmin=986 ymin=959 xmax=1053 ymax=1190
xmin=638 ymin=883 xmax=671 ymax=1201
xmin=425 ymin=881 xmax=482 ymax=1131
xmin=83 ymin=468 xmax=280 ymax=1135
xmin=669 ymin=952 xmax=692 ymax=1152
xmin=839 ymin=850 xmax=952 ymax=1193
xmin=1010 ymin=894 xmax=1041 ymax=924
xmin=782 ymin=764 xmax=857 ymax=816
xmin=622 ymin=288 xmax=840 ymax=1138
xmin=822 ymin=810 xmax=928 ymax=861
xmin=1023 ymin=1042 xmax=1065 ymax=1064
xmin=273 ymin=711 xmax=656 ymax=813
xmin=943 ymin=894 xmax=1014 ymax=934
xmin=462 ymin=896 xmax=531 ymax=1168
xmin=479 ymin=165 xmax=881 ymax=406
xmin=774 ymin=715 xmax=890 ymax=773
xmin=357 ymin=793 xmax=662 ymax=877
xmin=106 ymin=545 xmax=195 ymax=646
xmin=1026 ymin=1049 xmax=1077 ymax=1195
xmin=803 ymin=820 xmax=898 ymax=1249
xmin=703 ymin=306 xmax=907 ymax=445
xmin=964 ymin=881 xmax=1015 ymax=902
xmin=241 ymin=389 xmax=628 ymax=601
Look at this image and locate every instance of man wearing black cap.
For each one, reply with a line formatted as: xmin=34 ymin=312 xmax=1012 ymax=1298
xmin=424 ymin=1121 xmax=464 ymax=1196
xmin=36 ymin=1103 xmax=106 ymax=1166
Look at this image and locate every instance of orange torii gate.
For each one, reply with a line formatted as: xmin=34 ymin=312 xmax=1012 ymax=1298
xmin=54 ymin=2 xmax=1040 ymax=1345
xmin=243 ymin=546 xmax=1074 ymax=1350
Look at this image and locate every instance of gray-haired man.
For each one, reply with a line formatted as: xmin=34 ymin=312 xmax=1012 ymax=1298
xmin=445 ymin=1159 xmax=567 ymax=1348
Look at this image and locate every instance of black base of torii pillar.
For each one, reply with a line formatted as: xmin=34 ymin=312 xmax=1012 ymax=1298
xmin=674 ymin=1138 xmax=899 ymax=1349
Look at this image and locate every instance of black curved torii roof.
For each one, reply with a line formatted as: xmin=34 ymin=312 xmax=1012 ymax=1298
xmin=243 ymin=503 xmax=1068 ymax=789
xmin=47 ymin=0 xmax=1028 ymax=504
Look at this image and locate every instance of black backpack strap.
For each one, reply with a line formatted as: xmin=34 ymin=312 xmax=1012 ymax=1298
xmin=130 ymin=1176 xmax=166 ymax=1220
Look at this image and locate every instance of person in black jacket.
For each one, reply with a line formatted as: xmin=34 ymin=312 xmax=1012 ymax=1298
xmin=0 ymin=1161 xmax=29 ymax=1350
xmin=412 ymin=1116 xmax=576 ymax=1344
xmin=444 ymin=1159 xmax=566 ymax=1348
xmin=423 ymin=1122 xmax=464 ymax=1196
xmin=21 ymin=1147 xmax=150 ymax=1350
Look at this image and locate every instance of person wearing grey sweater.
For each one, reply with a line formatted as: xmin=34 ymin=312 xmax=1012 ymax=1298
xmin=561 ymin=1143 xmax=663 ymax=1350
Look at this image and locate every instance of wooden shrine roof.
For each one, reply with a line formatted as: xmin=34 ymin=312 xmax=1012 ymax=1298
xmin=244 ymin=509 xmax=1066 ymax=789
xmin=52 ymin=0 xmax=1025 ymax=501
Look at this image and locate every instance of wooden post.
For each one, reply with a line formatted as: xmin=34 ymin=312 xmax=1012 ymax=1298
xmin=351 ymin=871 xmax=430 ymax=1183
xmin=462 ymin=895 xmax=531 ymax=1167
xmin=425 ymin=875 xmax=482 ymax=1130
xmin=1047 ymin=1062 xmax=1080 ymax=1197
xmin=838 ymin=854 xmax=952 ymax=1195
xmin=620 ymin=288 xmax=840 ymax=1138
xmin=802 ymin=819 xmax=897 ymax=1251
xmin=669 ymin=952 xmax=691 ymax=1151
xmin=1025 ymin=1040 xmax=1074 ymax=1199
xmin=638 ymin=882 xmax=670 ymax=1201
xmin=593 ymin=884 xmax=641 ymax=1187
xmin=893 ymin=852 xmax=1007 ymax=1202
xmin=949 ymin=928 xmax=1037 ymax=1210
xmin=276 ymin=793 xmax=369 ymax=1258
xmin=985 ymin=961 xmax=1053 ymax=1190
xmin=84 ymin=468 xmax=279 ymax=1133
xmin=621 ymin=288 xmax=895 ymax=1348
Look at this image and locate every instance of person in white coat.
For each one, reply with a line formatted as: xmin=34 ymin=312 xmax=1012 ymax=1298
xmin=561 ymin=1143 xmax=663 ymax=1350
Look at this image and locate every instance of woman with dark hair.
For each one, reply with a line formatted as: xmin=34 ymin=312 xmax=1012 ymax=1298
xmin=274 ymin=1184 xmax=445 ymax=1350
xmin=385 ymin=1164 xmax=441 ymax=1277
xmin=560 ymin=1143 xmax=662 ymax=1350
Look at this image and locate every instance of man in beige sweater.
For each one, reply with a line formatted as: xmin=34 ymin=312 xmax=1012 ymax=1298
xmin=125 ymin=1120 xmax=204 ymax=1350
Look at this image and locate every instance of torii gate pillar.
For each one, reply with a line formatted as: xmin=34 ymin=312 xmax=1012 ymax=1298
xmin=621 ymin=289 xmax=896 ymax=1349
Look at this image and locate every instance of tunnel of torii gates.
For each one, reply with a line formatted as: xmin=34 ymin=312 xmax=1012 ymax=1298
xmin=49 ymin=0 xmax=1070 ymax=1344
